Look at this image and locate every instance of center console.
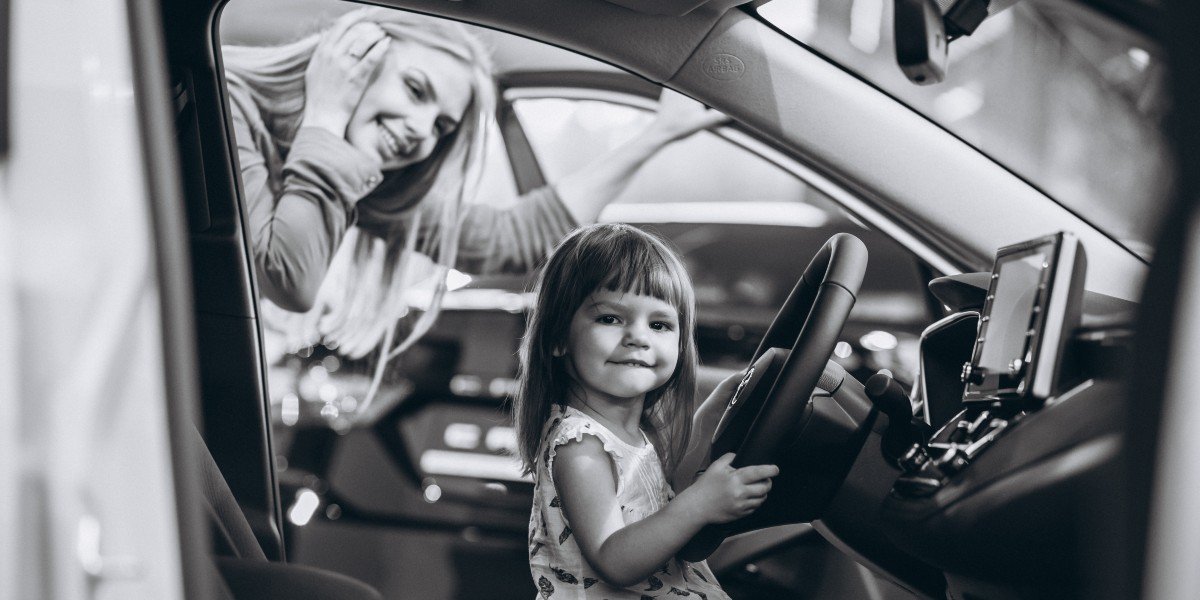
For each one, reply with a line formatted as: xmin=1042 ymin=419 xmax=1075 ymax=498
xmin=891 ymin=232 xmax=1087 ymax=498
xmin=867 ymin=232 xmax=1139 ymax=598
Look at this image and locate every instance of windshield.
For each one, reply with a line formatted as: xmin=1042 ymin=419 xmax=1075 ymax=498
xmin=757 ymin=0 xmax=1170 ymax=260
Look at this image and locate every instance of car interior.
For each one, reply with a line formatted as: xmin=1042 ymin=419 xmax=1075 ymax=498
xmin=143 ymin=0 xmax=1187 ymax=598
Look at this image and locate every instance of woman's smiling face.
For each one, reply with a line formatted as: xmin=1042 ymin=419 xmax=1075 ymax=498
xmin=345 ymin=39 xmax=473 ymax=171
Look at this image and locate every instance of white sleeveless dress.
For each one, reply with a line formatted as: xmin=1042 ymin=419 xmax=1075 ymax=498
xmin=527 ymin=405 xmax=730 ymax=600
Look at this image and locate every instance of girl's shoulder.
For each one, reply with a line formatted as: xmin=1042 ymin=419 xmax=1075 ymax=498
xmin=542 ymin=405 xmax=647 ymax=463
xmin=544 ymin=405 xmax=606 ymax=448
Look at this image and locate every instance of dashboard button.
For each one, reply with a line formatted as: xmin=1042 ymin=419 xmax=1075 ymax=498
xmin=961 ymin=362 xmax=985 ymax=385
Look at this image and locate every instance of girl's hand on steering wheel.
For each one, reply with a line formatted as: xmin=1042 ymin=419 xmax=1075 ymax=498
xmin=676 ymin=452 xmax=779 ymax=525
xmin=302 ymin=15 xmax=391 ymax=139
xmin=646 ymin=88 xmax=731 ymax=143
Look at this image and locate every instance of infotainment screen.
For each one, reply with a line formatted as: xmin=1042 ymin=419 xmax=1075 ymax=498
xmin=962 ymin=232 xmax=1086 ymax=404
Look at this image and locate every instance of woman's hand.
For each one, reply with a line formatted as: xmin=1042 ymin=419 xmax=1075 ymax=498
xmin=302 ymin=14 xmax=391 ymax=139
xmin=645 ymin=87 xmax=731 ymax=143
xmin=553 ymin=87 xmax=729 ymax=225
xmin=674 ymin=452 xmax=778 ymax=525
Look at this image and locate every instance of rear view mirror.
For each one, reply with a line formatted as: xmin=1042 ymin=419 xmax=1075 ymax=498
xmin=894 ymin=0 xmax=947 ymax=85
xmin=894 ymin=0 xmax=1019 ymax=85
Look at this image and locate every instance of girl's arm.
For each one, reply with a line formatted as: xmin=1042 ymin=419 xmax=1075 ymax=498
xmin=553 ymin=435 xmax=777 ymax=588
xmin=552 ymin=89 xmax=729 ymax=225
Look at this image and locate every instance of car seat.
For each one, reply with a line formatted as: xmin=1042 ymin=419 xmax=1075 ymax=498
xmin=190 ymin=425 xmax=382 ymax=599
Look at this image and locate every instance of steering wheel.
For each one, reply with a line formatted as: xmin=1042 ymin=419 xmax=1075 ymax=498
xmin=680 ymin=233 xmax=868 ymax=561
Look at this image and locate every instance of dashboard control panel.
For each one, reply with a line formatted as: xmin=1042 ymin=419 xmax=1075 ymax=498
xmin=891 ymin=232 xmax=1087 ymax=498
xmin=892 ymin=406 xmax=1015 ymax=497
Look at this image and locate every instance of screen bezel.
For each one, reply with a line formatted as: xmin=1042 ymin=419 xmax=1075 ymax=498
xmin=963 ymin=234 xmax=1063 ymax=403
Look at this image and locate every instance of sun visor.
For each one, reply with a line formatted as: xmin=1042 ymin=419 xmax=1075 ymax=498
xmin=604 ymin=0 xmax=747 ymax=16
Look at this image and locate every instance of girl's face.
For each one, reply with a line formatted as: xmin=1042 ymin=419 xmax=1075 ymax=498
xmin=564 ymin=290 xmax=681 ymax=405
xmin=345 ymin=39 xmax=473 ymax=171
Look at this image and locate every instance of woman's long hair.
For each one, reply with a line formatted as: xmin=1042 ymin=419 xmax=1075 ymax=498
xmin=513 ymin=223 xmax=699 ymax=478
xmin=223 ymin=8 xmax=498 ymax=406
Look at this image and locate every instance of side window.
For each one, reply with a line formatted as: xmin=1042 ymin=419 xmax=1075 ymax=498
xmin=513 ymin=98 xmax=808 ymax=205
xmin=513 ymin=95 xmax=931 ymax=384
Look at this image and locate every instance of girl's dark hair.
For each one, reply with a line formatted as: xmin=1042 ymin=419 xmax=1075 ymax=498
xmin=513 ymin=223 xmax=699 ymax=477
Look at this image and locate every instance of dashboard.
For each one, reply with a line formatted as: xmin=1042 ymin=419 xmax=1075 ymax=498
xmin=865 ymin=232 xmax=1137 ymax=599
xmin=275 ymin=230 xmax=1138 ymax=599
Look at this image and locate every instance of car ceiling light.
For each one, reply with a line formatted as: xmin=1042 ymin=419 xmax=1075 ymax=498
xmin=434 ymin=289 xmax=532 ymax=312
xmin=849 ymin=0 xmax=884 ymax=54
xmin=933 ymin=86 xmax=984 ymax=122
xmin=488 ymin=377 xmax=519 ymax=398
xmin=420 ymin=449 xmax=531 ymax=483
xmin=423 ymin=484 xmax=443 ymax=504
xmin=319 ymin=403 xmax=339 ymax=420
xmin=281 ymin=392 xmax=300 ymax=427
xmin=322 ymin=355 xmax=341 ymax=372
xmin=758 ymin=0 xmax=819 ymax=41
xmin=308 ymin=364 xmax=329 ymax=382
xmin=601 ymin=201 xmax=829 ymax=227
xmin=1128 ymin=47 xmax=1151 ymax=71
xmin=860 ymin=330 xmax=900 ymax=351
xmin=444 ymin=423 xmax=483 ymax=450
xmin=287 ymin=489 xmax=320 ymax=527
xmin=450 ymin=374 xmax=484 ymax=396
xmin=446 ymin=269 xmax=472 ymax=291
xmin=486 ymin=426 xmax=518 ymax=453
xmin=318 ymin=383 xmax=339 ymax=404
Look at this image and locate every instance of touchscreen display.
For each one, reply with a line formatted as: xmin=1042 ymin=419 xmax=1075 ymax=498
xmin=964 ymin=232 xmax=1084 ymax=404
xmin=977 ymin=252 xmax=1045 ymax=373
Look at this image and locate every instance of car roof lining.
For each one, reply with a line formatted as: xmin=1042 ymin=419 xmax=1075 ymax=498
xmin=368 ymin=0 xmax=730 ymax=83
xmin=376 ymin=0 xmax=1144 ymax=300
xmin=603 ymin=0 xmax=748 ymax=17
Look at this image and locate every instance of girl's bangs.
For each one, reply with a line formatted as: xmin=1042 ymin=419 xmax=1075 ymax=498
xmin=596 ymin=248 xmax=688 ymax=312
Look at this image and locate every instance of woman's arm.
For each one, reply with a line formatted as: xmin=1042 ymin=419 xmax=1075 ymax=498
xmin=450 ymin=90 xmax=727 ymax=275
xmin=231 ymin=87 xmax=382 ymax=312
xmin=553 ymin=435 xmax=776 ymax=588
xmin=553 ymin=88 xmax=729 ymax=224
xmin=451 ymin=186 xmax=576 ymax=274
xmin=236 ymin=16 xmax=391 ymax=312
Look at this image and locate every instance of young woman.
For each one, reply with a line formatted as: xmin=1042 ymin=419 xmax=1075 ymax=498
xmin=513 ymin=224 xmax=778 ymax=598
xmin=222 ymin=7 xmax=727 ymax=362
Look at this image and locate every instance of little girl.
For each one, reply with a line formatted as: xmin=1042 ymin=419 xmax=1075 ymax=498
xmin=513 ymin=223 xmax=779 ymax=599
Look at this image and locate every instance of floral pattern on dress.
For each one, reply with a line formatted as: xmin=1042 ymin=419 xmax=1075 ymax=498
xmin=526 ymin=405 xmax=730 ymax=599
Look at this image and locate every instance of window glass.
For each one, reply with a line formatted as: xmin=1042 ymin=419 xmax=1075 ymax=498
xmin=515 ymin=98 xmax=810 ymax=206
xmin=758 ymin=0 xmax=1170 ymax=259
xmin=514 ymin=96 xmax=929 ymax=382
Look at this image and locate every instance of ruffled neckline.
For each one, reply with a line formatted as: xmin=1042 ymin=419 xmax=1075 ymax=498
xmin=555 ymin=405 xmax=654 ymax=453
